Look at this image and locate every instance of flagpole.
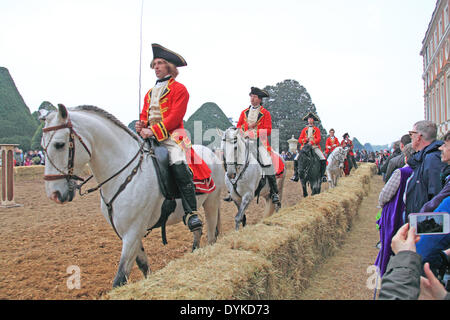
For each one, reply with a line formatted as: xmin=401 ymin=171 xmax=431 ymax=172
xmin=138 ymin=0 xmax=144 ymax=119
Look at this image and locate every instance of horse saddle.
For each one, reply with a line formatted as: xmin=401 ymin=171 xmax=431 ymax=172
xmin=145 ymin=138 xmax=179 ymax=245
xmin=148 ymin=138 xmax=180 ymax=199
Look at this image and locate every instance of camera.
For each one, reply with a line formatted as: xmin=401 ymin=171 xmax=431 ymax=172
xmin=437 ymin=250 xmax=450 ymax=291
xmin=409 ymin=212 xmax=450 ymax=235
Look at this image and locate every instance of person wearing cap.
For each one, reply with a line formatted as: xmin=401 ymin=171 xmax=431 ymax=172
xmin=325 ymin=128 xmax=340 ymax=158
xmin=290 ymin=112 xmax=326 ymax=182
xmin=135 ymin=43 xmax=202 ymax=233
xmin=235 ymin=87 xmax=281 ymax=207
xmin=341 ymin=132 xmax=358 ymax=174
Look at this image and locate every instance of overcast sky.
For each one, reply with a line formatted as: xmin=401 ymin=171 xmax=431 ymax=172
xmin=0 ymin=0 xmax=438 ymax=146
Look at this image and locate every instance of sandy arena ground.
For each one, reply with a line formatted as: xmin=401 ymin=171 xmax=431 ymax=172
xmin=0 ymin=166 xmax=379 ymax=300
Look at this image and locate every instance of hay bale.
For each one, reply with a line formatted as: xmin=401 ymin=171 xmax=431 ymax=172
xmin=104 ymin=243 xmax=274 ymax=300
xmin=105 ymin=163 xmax=376 ymax=300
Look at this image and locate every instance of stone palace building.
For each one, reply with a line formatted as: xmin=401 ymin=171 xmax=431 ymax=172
xmin=421 ymin=0 xmax=450 ymax=137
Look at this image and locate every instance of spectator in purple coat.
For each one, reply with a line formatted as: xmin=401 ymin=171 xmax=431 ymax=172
xmin=375 ymin=143 xmax=416 ymax=276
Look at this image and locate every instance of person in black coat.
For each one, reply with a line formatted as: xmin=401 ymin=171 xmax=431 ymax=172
xmin=405 ymin=121 xmax=445 ymax=217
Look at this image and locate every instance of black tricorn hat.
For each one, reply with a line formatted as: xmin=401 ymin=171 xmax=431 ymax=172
xmin=249 ymin=87 xmax=269 ymax=99
xmin=343 ymin=133 xmax=349 ymax=138
xmin=151 ymin=43 xmax=187 ymax=67
xmin=302 ymin=111 xmax=319 ymax=122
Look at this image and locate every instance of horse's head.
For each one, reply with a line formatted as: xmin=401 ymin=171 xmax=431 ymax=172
xmin=41 ymin=104 xmax=91 ymax=204
xmin=221 ymin=127 xmax=247 ymax=181
xmin=298 ymin=144 xmax=317 ymax=179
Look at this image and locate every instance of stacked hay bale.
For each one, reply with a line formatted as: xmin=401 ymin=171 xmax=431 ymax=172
xmin=105 ymin=163 xmax=377 ymax=300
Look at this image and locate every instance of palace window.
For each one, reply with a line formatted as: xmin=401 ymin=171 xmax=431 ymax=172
xmin=441 ymin=80 xmax=445 ymax=124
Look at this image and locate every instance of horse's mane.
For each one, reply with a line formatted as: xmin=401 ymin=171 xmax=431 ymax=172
xmin=71 ymin=105 xmax=140 ymax=142
xmin=300 ymin=144 xmax=313 ymax=156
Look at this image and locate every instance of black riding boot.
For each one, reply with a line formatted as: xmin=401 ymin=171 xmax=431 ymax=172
xmin=290 ymin=159 xmax=299 ymax=182
xmin=170 ymin=163 xmax=203 ymax=232
xmin=267 ymin=175 xmax=281 ymax=207
xmin=320 ymin=159 xmax=327 ymax=181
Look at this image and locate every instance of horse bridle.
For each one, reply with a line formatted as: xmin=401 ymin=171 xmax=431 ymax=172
xmin=298 ymin=148 xmax=313 ymax=179
xmin=42 ymin=117 xmax=92 ymax=183
xmin=222 ymin=129 xmax=250 ymax=197
xmin=42 ymin=114 xmax=146 ymax=240
xmin=42 ymin=115 xmax=145 ymax=197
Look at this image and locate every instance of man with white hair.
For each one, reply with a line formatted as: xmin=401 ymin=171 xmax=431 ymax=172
xmin=404 ymin=120 xmax=445 ymax=217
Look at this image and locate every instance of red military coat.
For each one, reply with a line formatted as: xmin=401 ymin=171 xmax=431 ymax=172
xmin=236 ymin=106 xmax=272 ymax=150
xmin=325 ymin=136 xmax=340 ymax=155
xmin=236 ymin=106 xmax=285 ymax=176
xmin=139 ymin=78 xmax=212 ymax=183
xmin=341 ymin=138 xmax=355 ymax=156
xmin=140 ymin=78 xmax=189 ymax=144
xmin=298 ymin=125 xmax=322 ymax=150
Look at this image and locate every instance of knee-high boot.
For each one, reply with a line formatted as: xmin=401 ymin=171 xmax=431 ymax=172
xmin=290 ymin=159 xmax=299 ymax=182
xmin=267 ymin=175 xmax=281 ymax=207
xmin=320 ymin=159 xmax=327 ymax=177
xmin=170 ymin=163 xmax=203 ymax=232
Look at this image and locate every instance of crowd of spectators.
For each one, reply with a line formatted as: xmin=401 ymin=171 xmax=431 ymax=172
xmin=280 ymin=150 xmax=298 ymax=161
xmin=13 ymin=147 xmax=44 ymax=166
xmin=372 ymin=120 xmax=450 ymax=300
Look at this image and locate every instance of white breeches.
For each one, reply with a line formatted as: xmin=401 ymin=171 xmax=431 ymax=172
xmin=249 ymin=140 xmax=275 ymax=175
xmin=161 ymin=138 xmax=187 ymax=165
xmin=313 ymin=147 xmax=326 ymax=160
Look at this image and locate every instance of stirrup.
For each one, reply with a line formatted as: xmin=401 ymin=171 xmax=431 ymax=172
xmin=183 ymin=213 xmax=203 ymax=232
xmin=271 ymin=193 xmax=281 ymax=212
xmin=271 ymin=193 xmax=280 ymax=204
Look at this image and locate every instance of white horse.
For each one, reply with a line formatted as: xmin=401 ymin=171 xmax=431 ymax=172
xmin=326 ymin=146 xmax=348 ymax=188
xmin=220 ymin=127 xmax=285 ymax=230
xmin=41 ymin=104 xmax=225 ymax=287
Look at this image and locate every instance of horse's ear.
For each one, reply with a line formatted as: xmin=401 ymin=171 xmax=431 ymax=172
xmin=58 ymin=104 xmax=68 ymax=120
xmin=217 ymin=128 xmax=224 ymax=137
xmin=38 ymin=109 xmax=50 ymax=121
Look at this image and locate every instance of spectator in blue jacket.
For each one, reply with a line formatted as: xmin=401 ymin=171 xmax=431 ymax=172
xmin=405 ymin=120 xmax=445 ymax=217
xmin=416 ymin=130 xmax=450 ymax=276
xmin=420 ymin=130 xmax=450 ymax=213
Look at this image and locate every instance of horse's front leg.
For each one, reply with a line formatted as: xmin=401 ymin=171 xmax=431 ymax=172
xmin=113 ymin=233 xmax=141 ymax=288
xmin=191 ymin=229 xmax=202 ymax=252
xmin=235 ymin=193 xmax=252 ymax=230
xmin=301 ymin=179 xmax=308 ymax=197
xmin=135 ymin=240 xmax=150 ymax=278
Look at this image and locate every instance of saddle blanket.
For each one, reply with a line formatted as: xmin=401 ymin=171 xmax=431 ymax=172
xmin=186 ymin=147 xmax=216 ymax=194
xmin=272 ymin=152 xmax=285 ymax=177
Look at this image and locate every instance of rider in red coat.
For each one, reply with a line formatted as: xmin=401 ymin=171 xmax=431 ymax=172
xmin=341 ymin=132 xmax=358 ymax=175
xmin=325 ymin=128 xmax=340 ymax=158
xmin=291 ymin=112 xmax=327 ymax=182
xmin=135 ymin=43 xmax=203 ymax=233
xmin=235 ymin=87 xmax=281 ymax=207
